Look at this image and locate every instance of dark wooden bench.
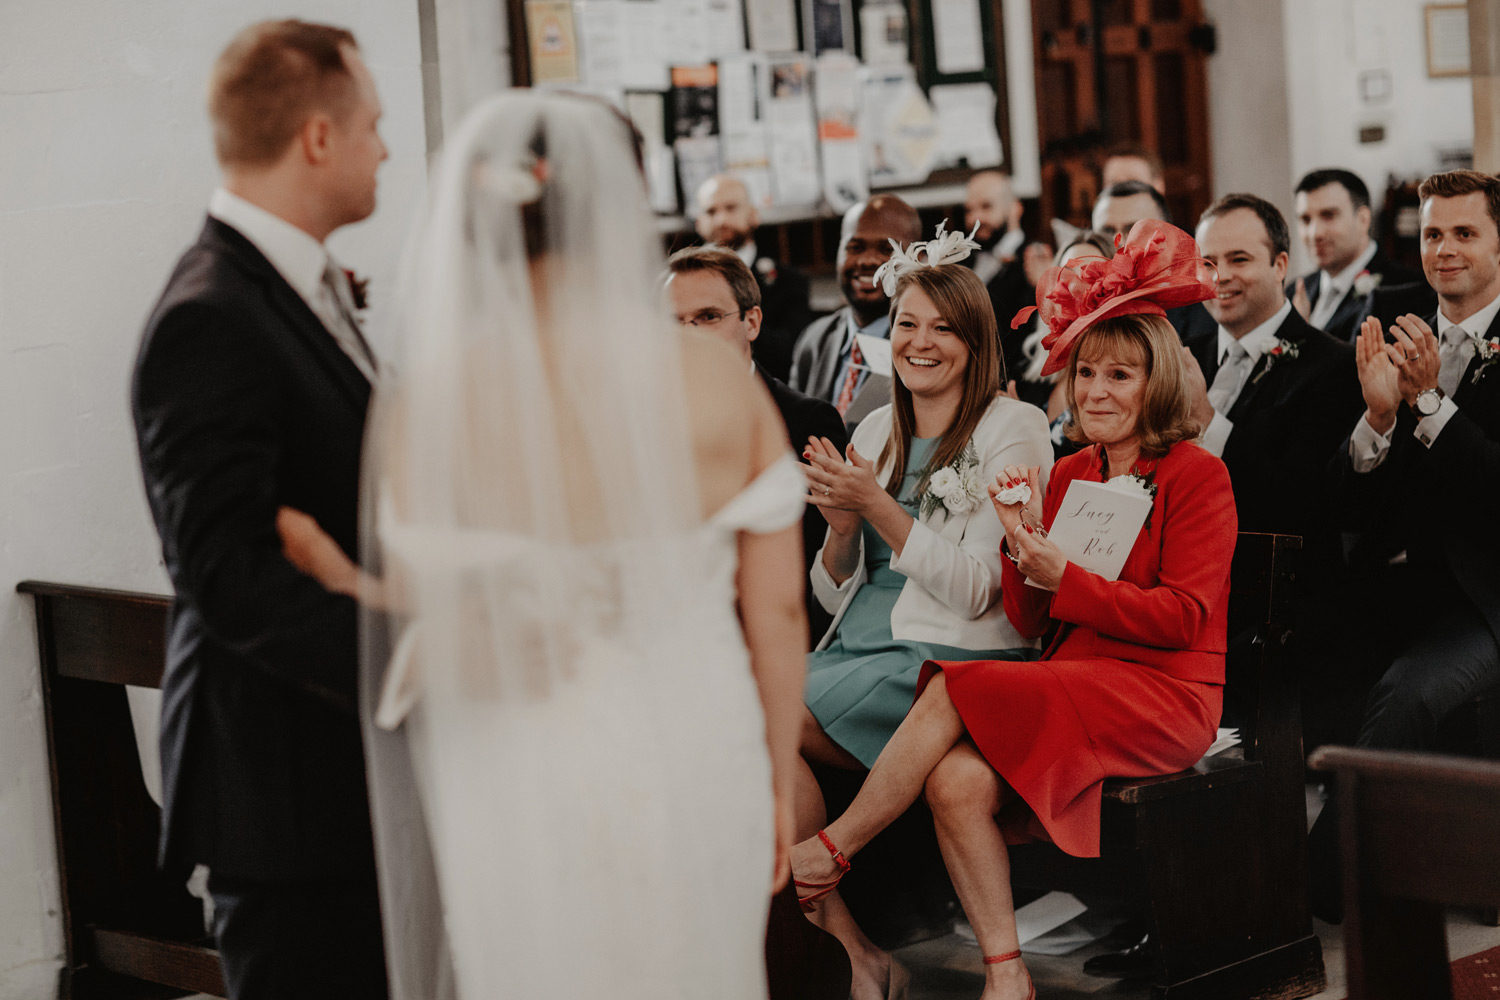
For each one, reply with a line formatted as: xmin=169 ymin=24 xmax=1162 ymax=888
xmin=1307 ymin=745 xmax=1500 ymax=1000
xmin=1006 ymin=531 xmax=1325 ymax=999
xmin=19 ymin=580 xmax=226 ymax=999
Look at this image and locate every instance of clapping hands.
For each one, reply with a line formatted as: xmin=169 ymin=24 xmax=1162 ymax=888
xmin=804 ymin=437 xmax=880 ymax=537
xmin=1356 ymin=314 xmax=1443 ymax=434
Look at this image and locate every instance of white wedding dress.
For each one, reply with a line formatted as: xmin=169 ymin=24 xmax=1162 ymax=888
xmin=368 ymin=454 xmax=805 ymax=1000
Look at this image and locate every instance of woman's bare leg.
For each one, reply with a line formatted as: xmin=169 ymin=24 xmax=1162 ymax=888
xmin=925 ymin=742 xmax=1032 ymax=1000
xmin=795 ymin=706 xmax=904 ymax=1000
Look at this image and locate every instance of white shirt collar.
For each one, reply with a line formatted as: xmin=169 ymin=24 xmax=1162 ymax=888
xmin=1319 ymin=240 xmax=1378 ymax=298
xmin=1438 ymin=286 xmax=1500 ymax=342
xmin=208 ymin=187 xmax=332 ymax=308
xmin=734 ymin=240 xmax=758 ymax=267
xmin=1218 ymin=300 xmax=1293 ymax=365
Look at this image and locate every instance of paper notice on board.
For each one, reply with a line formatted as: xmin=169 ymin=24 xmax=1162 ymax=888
xmin=527 ymin=0 xmax=581 ymax=83
xmin=860 ymin=65 xmax=937 ymax=188
xmin=930 ymin=83 xmax=1003 ymax=169
xmin=575 ymin=1 xmax=624 ymax=88
xmin=745 ymin=0 xmax=798 ymax=51
xmin=619 ymin=1 xmax=671 ymax=91
xmin=931 ymin=0 xmax=985 ymax=75
xmin=703 ymin=0 xmax=747 ymax=56
xmin=764 ymin=55 xmax=821 ymax=206
xmin=1027 ymin=478 xmax=1152 ymax=589
xmin=815 ymin=52 xmax=866 ymax=212
xmin=859 ymin=2 xmax=909 ymax=66
xmin=625 ymin=91 xmax=679 ymax=213
xmin=718 ymin=54 xmax=773 ymax=207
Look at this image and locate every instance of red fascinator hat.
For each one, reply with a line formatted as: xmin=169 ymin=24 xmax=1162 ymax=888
xmin=1012 ymin=219 xmax=1217 ymax=376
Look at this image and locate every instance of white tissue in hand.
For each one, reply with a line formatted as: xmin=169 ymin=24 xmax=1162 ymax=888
xmin=994 ymin=481 xmax=1032 ymax=506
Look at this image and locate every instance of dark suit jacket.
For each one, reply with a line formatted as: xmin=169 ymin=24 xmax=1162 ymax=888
xmin=1186 ymin=309 xmax=1363 ymax=584
xmin=758 ymin=365 xmax=847 ymax=644
xmin=1289 ymin=249 xmax=1423 ymax=343
xmin=132 ymin=217 xmax=375 ymax=880
xmin=750 ymin=254 xmax=814 ymax=384
xmin=980 ymin=255 xmax=1033 ymax=384
xmin=789 ymin=309 xmax=891 ymax=434
xmin=1334 ymin=308 xmax=1500 ymax=647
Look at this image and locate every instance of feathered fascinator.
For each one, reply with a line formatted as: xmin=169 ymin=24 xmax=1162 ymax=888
xmin=871 ymin=219 xmax=982 ymax=296
xmin=1013 ymin=219 xmax=1217 ymax=376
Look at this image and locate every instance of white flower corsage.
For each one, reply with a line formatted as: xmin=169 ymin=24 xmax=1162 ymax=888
xmin=872 ymin=219 xmax=982 ymax=296
xmin=919 ymin=443 xmax=985 ymax=518
xmin=1251 ymin=337 xmax=1301 ymax=384
xmin=1104 ymin=472 xmax=1158 ymax=503
xmin=993 ymin=480 xmax=1032 ymax=506
xmin=1469 ymin=332 xmax=1500 ymax=385
xmin=1352 ymin=270 xmax=1383 ymax=297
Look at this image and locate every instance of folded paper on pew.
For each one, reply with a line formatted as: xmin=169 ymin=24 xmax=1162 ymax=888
xmin=1026 ymin=478 xmax=1152 ymax=589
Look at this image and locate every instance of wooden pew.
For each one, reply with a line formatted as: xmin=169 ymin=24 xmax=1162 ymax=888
xmin=1307 ymin=745 xmax=1500 ymax=1000
xmin=1006 ymin=531 xmax=1325 ymax=999
xmin=19 ymin=580 xmax=226 ymax=999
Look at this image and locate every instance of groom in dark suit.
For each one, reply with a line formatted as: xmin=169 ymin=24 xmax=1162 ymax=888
xmin=1308 ymin=170 xmax=1500 ymax=920
xmin=131 ymin=20 xmax=388 ymax=999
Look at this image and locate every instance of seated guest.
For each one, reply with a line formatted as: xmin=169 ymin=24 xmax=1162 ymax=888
xmin=1288 ymin=168 xmax=1422 ymax=343
xmin=791 ymin=221 xmax=1232 ymax=1000
xmin=695 ymin=174 xmax=813 ymax=382
xmin=790 ymin=195 xmax=923 ymax=431
xmin=962 ymin=170 xmax=1041 ymax=382
xmin=1309 ymin=169 xmax=1500 ymax=921
xmin=795 ymin=226 xmax=1052 ymax=999
xmin=1101 ymin=144 xmax=1166 ymax=195
xmin=1093 ymin=181 xmax=1214 ymax=341
xmin=664 ymin=245 xmax=847 ymax=640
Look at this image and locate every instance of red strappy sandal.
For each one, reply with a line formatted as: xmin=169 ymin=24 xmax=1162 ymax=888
xmin=792 ymin=829 xmax=851 ymax=912
xmin=983 ymin=949 xmax=1035 ymax=1000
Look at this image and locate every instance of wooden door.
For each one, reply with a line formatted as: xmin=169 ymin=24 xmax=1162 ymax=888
xmin=1030 ymin=0 xmax=1213 ymax=232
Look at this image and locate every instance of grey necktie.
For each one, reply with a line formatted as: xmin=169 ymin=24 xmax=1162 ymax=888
xmin=320 ymin=261 xmax=378 ymax=381
xmin=1438 ymin=325 xmax=1470 ymax=399
xmin=1208 ymin=339 xmax=1252 ymax=414
xmin=1308 ymin=279 xmax=1343 ymax=331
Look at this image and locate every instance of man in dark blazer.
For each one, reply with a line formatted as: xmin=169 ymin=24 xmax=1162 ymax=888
xmin=962 ymin=170 xmax=1035 ymax=377
xmin=1308 ymin=170 xmax=1500 ymax=921
xmin=1288 ymin=168 xmax=1422 ymax=343
xmin=130 ymin=21 xmax=388 ymax=999
xmin=665 ymin=246 xmax=847 ymax=643
xmin=695 ymin=174 xmax=814 ymax=383
xmin=1185 ymin=194 xmax=1363 ymax=752
xmin=790 ymin=195 xmax=922 ymax=433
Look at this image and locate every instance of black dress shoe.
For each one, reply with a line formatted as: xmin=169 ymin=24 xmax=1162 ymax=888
xmin=1081 ymin=933 xmax=1153 ymax=979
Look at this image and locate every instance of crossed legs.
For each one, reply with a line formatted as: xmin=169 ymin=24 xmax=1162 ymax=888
xmin=794 ymin=674 xmax=1035 ymax=999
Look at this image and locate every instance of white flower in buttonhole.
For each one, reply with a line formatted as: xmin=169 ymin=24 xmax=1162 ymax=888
xmin=1468 ymin=332 xmax=1500 ymax=385
xmin=920 ymin=443 xmax=983 ymax=519
xmin=1352 ymin=270 xmax=1382 ymax=298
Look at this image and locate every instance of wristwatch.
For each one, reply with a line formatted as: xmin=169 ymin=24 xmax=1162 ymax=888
xmin=1414 ymin=387 xmax=1445 ymax=418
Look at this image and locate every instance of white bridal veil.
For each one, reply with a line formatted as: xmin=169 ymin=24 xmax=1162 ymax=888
xmin=359 ymin=91 xmax=719 ymax=999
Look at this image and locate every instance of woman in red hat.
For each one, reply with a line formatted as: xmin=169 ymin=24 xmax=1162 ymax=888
xmin=790 ymin=221 xmax=1237 ymax=1000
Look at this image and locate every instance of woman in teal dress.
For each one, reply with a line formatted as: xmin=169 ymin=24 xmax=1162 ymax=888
xmin=798 ymin=238 xmax=1053 ymax=1000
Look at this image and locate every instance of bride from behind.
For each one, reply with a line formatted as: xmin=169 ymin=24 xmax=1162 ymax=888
xmin=279 ymin=91 xmax=807 ymax=999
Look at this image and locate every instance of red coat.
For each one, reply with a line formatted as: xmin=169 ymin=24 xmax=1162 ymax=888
xmin=926 ymin=440 xmax=1237 ymax=857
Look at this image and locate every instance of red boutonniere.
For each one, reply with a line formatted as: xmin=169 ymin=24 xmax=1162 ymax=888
xmin=343 ymin=268 xmax=370 ymax=312
xmin=1469 ymin=332 xmax=1500 ymax=385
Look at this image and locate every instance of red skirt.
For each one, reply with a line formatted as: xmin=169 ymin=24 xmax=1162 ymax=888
xmin=919 ymin=654 xmax=1221 ymax=858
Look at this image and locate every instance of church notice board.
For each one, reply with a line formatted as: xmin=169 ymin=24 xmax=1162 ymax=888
xmin=511 ymin=0 xmax=1012 ymax=218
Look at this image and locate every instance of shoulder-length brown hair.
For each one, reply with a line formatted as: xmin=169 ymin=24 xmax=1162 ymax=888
xmin=1062 ymin=313 xmax=1197 ymax=456
xmin=877 ymin=265 xmax=1002 ymax=498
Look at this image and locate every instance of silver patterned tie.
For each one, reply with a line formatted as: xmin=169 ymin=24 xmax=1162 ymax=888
xmin=1207 ymin=339 xmax=1252 ymax=414
xmin=320 ymin=261 xmax=379 ymax=381
xmin=1438 ymin=325 xmax=1469 ymax=399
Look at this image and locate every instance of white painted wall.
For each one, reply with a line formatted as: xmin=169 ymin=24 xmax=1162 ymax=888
xmin=0 ymin=3 xmax=427 ymax=995
xmin=1203 ymin=0 xmax=1474 ymax=274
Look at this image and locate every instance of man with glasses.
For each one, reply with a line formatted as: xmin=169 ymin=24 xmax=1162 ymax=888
xmin=665 ymin=246 xmax=846 ymax=641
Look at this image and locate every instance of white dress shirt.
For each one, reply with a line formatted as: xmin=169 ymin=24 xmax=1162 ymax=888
xmin=1350 ymin=288 xmax=1500 ymax=470
xmin=1308 ymin=241 xmax=1378 ymax=331
xmin=208 ymin=188 xmax=376 ymax=380
xmin=1198 ymin=300 xmax=1293 ymax=457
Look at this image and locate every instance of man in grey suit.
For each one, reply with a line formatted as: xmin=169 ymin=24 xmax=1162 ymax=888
xmin=789 ymin=195 xmax=921 ymax=431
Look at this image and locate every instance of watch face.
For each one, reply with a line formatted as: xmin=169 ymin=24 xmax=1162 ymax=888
xmin=1417 ymin=391 xmax=1441 ymax=416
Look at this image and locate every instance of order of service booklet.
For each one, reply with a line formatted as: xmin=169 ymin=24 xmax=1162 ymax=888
xmin=1025 ymin=477 xmax=1153 ymax=589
